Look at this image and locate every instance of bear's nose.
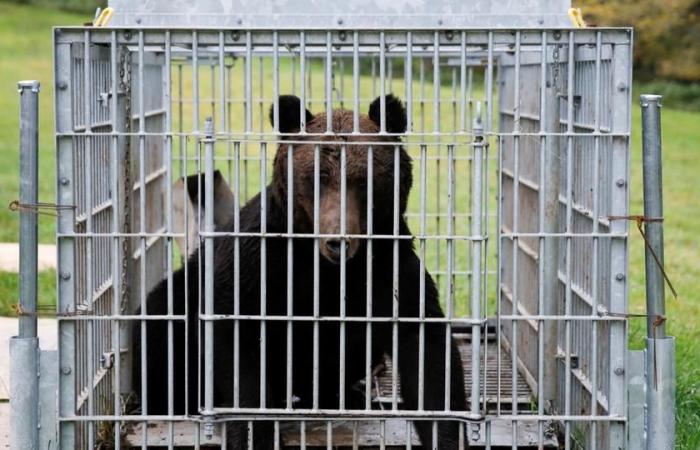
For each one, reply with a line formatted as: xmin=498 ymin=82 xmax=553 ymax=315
xmin=325 ymin=239 xmax=345 ymax=260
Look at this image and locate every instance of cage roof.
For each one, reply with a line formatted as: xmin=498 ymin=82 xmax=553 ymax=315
xmin=107 ymin=0 xmax=574 ymax=28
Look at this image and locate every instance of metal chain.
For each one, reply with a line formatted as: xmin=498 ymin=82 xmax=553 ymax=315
xmin=119 ymin=46 xmax=132 ymax=315
xmin=552 ymin=38 xmax=561 ymax=95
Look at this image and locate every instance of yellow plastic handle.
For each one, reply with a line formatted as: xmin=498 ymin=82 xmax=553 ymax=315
xmin=94 ymin=7 xmax=114 ymax=27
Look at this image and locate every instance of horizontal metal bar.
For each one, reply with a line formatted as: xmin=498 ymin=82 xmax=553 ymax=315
xmin=131 ymin=166 xmax=167 ymax=192
xmin=75 ymin=199 xmax=114 ymax=224
xmin=54 ymin=28 xmax=632 ymax=47
xmin=55 ymin=131 xmax=631 ymax=139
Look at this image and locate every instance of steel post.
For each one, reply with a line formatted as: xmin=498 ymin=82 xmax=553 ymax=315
xmin=640 ymin=94 xmax=675 ymax=450
xmin=11 ymin=80 xmax=41 ymax=450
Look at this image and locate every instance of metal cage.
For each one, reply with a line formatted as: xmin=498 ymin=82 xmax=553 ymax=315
xmin=47 ymin=24 xmax=636 ymax=449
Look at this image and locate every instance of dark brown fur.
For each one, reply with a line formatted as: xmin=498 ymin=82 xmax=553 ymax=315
xmin=134 ymin=95 xmax=467 ymax=449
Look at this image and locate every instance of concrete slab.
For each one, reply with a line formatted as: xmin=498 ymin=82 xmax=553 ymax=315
xmin=0 ymin=317 xmax=56 ymax=401
xmin=0 ymin=243 xmax=56 ymax=272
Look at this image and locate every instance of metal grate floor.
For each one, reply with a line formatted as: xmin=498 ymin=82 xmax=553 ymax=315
xmin=373 ymin=331 xmax=533 ymax=410
xmin=125 ymin=329 xmax=558 ymax=448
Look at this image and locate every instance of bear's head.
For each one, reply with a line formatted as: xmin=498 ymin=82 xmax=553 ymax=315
xmin=270 ymin=94 xmax=412 ymax=264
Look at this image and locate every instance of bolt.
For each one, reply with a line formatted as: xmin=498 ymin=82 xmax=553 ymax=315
xmin=204 ymin=421 xmax=215 ymax=440
xmin=61 ymin=366 xmax=71 ymax=375
xmin=614 ymin=367 xmax=624 ymax=376
xmin=616 ymin=178 xmax=626 ymax=187
xmin=57 ymin=81 xmax=68 ymax=91
xmin=135 ymin=17 xmax=142 ymax=25
xmin=615 ymin=272 xmax=625 ymax=281
xmin=237 ymin=18 xmax=243 ymax=25
xmin=61 ymin=271 xmax=71 ymax=280
xmin=124 ymin=31 xmax=132 ymax=41
xmin=60 ymin=177 xmax=70 ymax=186
xmin=445 ymin=30 xmax=454 ymax=41
xmin=232 ymin=31 xmax=240 ymax=41
xmin=437 ymin=19 xmax=443 ymax=26
xmin=617 ymin=82 xmax=628 ymax=92
xmin=338 ymin=30 xmax=347 ymax=41
xmin=337 ymin=18 xmax=343 ymax=25
xmin=553 ymin=30 xmax=562 ymax=41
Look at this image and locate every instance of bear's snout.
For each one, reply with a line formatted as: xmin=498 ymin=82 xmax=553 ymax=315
xmin=318 ymin=187 xmax=361 ymax=264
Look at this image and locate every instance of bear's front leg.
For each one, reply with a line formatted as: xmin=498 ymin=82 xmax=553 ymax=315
xmin=221 ymin=321 xmax=275 ymax=450
xmin=395 ymin=249 xmax=468 ymax=449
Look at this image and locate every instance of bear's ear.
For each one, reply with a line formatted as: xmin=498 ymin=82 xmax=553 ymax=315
xmin=368 ymin=94 xmax=407 ymax=134
xmin=270 ymin=95 xmax=314 ymax=133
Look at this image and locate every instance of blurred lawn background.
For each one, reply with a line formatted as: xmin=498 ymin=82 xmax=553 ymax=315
xmin=0 ymin=1 xmax=698 ymax=447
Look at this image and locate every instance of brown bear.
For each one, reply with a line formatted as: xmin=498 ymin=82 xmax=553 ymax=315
xmin=133 ymin=94 xmax=467 ymax=449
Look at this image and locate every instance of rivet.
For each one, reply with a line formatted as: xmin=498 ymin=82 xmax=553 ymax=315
xmin=60 ymin=177 xmax=70 ymax=186
xmin=337 ymin=18 xmax=343 ymax=25
xmin=61 ymin=366 xmax=71 ymax=375
xmin=445 ymin=30 xmax=454 ymax=41
xmin=437 ymin=19 xmax=443 ymax=26
xmin=123 ymin=31 xmax=132 ymax=41
xmin=553 ymin=30 xmax=562 ymax=41
xmin=617 ymin=82 xmax=628 ymax=92
xmin=615 ymin=273 xmax=625 ymax=281
xmin=237 ymin=18 xmax=243 ymax=25
xmin=61 ymin=271 xmax=71 ymax=280
xmin=57 ymin=81 xmax=68 ymax=91
xmin=614 ymin=367 xmax=624 ymax=376
xmin=616 ymin=178 xmax=626 ymax=187
xmin=135 ymin=17 xmax=142 ymax=25
xmin=232 ymin=31 xmax=240 ymax=41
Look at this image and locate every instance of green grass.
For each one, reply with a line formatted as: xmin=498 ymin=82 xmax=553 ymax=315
xmin=0 ymin=3 xmax=698 ymax=447
xmin=0 ymin=269 xmax=57 ymax=316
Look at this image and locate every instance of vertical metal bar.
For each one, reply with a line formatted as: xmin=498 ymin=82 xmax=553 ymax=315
xmin=192 ymin=31 xmax=200 ymax=134
xmin=510 ymin=32 xmax=521 ymax=449
xmin=137 ymin=30 xmax=148 ymax=450
xmin=589 ymin=30 xmax=603 ymax=450
xmin=391 ymin=145 xmax=400 ymax=410
xmin=272 ymin=32 xmax=279 ymax=133
xmin=286 ymin=143 xmax=294 ymax=409
xmin=365 ymin=145 xmax=374 ymax=410
xmin=641 ymin=94 xmax=667 ymax=338
xmin=405 ymin=32 xmax=413 ymax=134
xmin=164 ymin=30 xmax=175 ymax=450
xmin=259 ymin=55 xmax=264 ymax=133
xmin=641 ymin=93 xmax=676 ymax=450
xmin=379 ymin=32 xmax=386 ymax=133
xmin=326 ymin=31 xmax=333 ymax=133
xmin=260 ymin=141 xmax=268 ymax=408
xmin=459 ymin=32 xmax=466 ymax=132
xmin=418 ymin=143 xmax=427 ymax=411
xmin=17 ymin=80 xmax=39 ymax=337
xmin=12 ymin=79 xmax=40 ymax=450
xmin=541 ymin=32 xmax=560 ymax=419
xmin=607 ymin=31 xmax=632 ymax=450
xmin=109 ymin=32 xmax=123 ymax=450
xmin=299 ymin=32 xmax=306 ymax=133
xmin=339 ymin=144 xmax=347 ymax=409
xmin=233 ymin=139 xmax=241 ymax=407
xmin=203 ymin=117 xmax=215 ymax=436
xmin=470 ymin=106 xmax=484 ymax=417
xmin=353 ymin=31 xmax=359 ymax=133
xmin=444 ymin=141 xmax=455 ymax=408
xmin=563 ymin=31 xmax=575 ymax=450
xmin=313 ymin=144 xmax=320 ymax=409
xmin=83 ymin=31 xmax=96 ymax=449
xmin=55 ymin=36 xmax=76 ymax=448
xmin=244 ymin=32 xmax=252 ymax=199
